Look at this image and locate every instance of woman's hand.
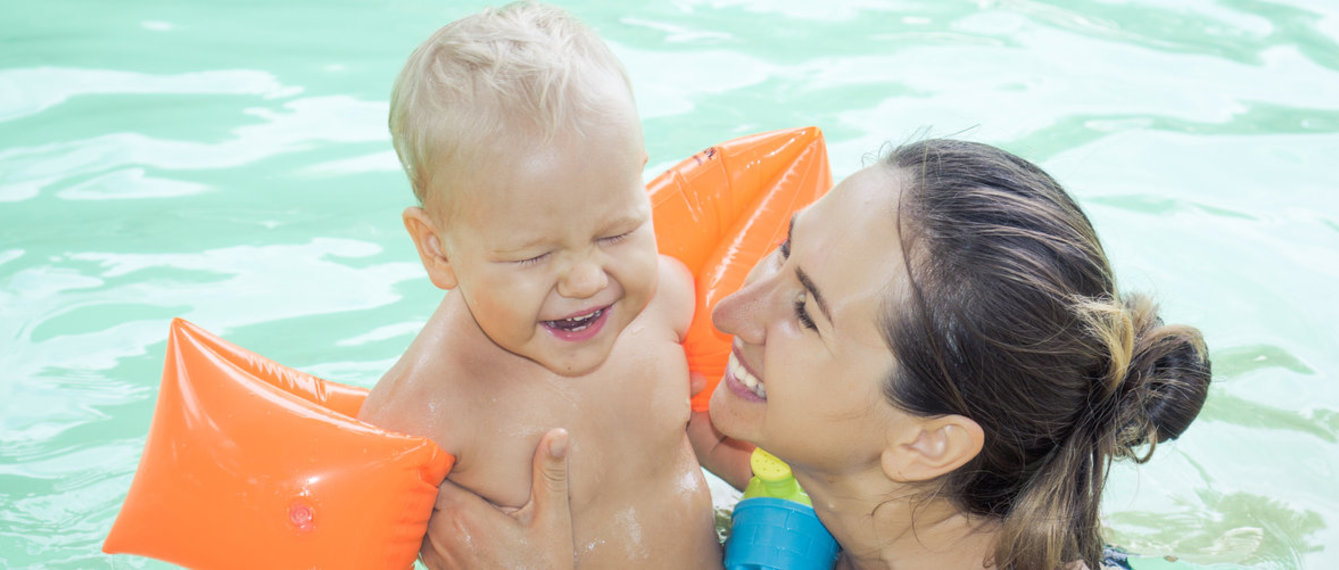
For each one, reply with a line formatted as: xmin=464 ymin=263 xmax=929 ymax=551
xmin=686 ymin=372 xmax=755 ymax=490
xmin=419 ymin=429 xmax=576 ymax=570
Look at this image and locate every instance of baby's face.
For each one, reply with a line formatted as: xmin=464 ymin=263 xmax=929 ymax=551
xmin=435 ymin=109 xmax=657 ymax=376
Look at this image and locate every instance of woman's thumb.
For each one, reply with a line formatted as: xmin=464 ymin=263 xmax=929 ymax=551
xmin=530 ymin=428 xmax=571 ymax=521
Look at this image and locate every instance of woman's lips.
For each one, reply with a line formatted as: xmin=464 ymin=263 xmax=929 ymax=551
xmin=725 ymin=352 xmax=766 ymax=401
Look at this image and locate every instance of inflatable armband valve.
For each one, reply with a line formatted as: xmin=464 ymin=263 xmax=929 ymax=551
xmin=649 ymin=127 xmax=831 ymax=411
xmin=102 ymin=318 xmax=454 ymax=569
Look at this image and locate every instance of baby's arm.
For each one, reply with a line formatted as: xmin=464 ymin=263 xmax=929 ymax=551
xmin=654 ymin=254 xmax=696 ymax=341
xmin=659 ymin=255 xmax=755 ymax=488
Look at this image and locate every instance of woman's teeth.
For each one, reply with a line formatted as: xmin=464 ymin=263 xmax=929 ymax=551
xmin=545 ymin=308 xmax=603 ymax=332
xmin=730 ymin=355 xmax=766 ymax=400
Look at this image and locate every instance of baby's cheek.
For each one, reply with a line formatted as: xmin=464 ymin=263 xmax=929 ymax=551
xmin=637 ymin=259 xmax=662 ymax=300
xmin=476 ymin=283 xmax=534 ymax=324
xmin=619 ymin=250 xmax=657 ymax=289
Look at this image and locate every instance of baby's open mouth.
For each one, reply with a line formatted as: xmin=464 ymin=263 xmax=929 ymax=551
xmin=543 ymin=307 xmax=605 ymax=332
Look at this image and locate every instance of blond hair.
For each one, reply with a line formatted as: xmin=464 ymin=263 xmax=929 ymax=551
xmin=389 ymin=1 xmax=632 ymax=205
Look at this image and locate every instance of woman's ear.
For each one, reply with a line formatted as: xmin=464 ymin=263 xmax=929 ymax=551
xmin=880 ymin=414 xmax=984 ymax=483
xmin=403 ymin=206 xmax=459 ymax=290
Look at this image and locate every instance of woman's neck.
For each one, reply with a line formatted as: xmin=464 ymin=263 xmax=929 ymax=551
xmin=794 ymin=466 xmax=999 ymax=570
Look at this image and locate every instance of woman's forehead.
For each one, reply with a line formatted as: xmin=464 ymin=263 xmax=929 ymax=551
xmin=794 ymin=164 xmax=906 ymax=334
xmin=798 ymin=165 xmax=901 ymax=245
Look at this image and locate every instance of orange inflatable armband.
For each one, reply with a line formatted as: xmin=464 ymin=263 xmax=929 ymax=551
xmin=102 ymin=128 xmax=831 ymax=567
xmin=102 ymin=319 xmax=453 ymax=569
xmin=649 ymin=126 xmax=831 ymax=410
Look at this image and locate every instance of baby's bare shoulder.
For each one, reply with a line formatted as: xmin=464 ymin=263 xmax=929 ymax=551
xmin=360 ymin=295 xmax=507 ymax=450
xmin=649 ymin=255 xmax=695 ymax=338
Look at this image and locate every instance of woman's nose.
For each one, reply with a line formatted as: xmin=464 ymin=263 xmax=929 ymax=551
xmin=711 ymin=277 xmax=769 ymax=345
xmin=558 ymin=257 xmax=607 ymax=299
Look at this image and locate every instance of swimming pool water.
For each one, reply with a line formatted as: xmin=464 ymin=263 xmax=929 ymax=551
xmin=3 ymin=1 xmax=1338 ymax=568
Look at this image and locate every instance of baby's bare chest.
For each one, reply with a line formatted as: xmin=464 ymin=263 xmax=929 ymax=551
xmin=444 ymin=335 xmax=693 ymax=507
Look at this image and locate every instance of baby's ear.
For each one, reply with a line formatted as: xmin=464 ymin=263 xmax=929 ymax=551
xmin=880 ymin=414 xmax=984 ymax=483
xmin=403 ymin=206 xmax=458 ymax=290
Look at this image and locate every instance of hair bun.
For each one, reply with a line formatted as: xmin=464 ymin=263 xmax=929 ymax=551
xmin=1110 ymin=294 xmax=1212 ymax=460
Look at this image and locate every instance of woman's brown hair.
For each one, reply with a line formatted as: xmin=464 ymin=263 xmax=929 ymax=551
xmin=882 ymin=139 xmax=1211 ymax=570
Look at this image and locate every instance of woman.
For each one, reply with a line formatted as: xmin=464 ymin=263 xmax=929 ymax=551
xmin=420 ymin=139 xmax=1212 ymax=570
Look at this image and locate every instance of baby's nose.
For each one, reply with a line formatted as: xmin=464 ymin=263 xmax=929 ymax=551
xmin=558 ymin=258 xmax=607 ymax=298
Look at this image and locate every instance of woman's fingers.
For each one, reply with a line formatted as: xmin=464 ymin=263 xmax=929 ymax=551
xmin=517 ymin=429 xmax=575 ymax=566
xmin=530 ymin=427 xmax=571 ymax=523
xmin=419 ymin=429 xmax=578 ymax=570
xmin=687 ymin=410 xmax=755 ymax=490
xmin=419 ymin=478 xmax=501 ymax=569
xmin=689 ymin=371 xmax=708 ymax=398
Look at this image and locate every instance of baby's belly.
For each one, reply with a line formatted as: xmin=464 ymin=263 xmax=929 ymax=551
xmin=569 ymin=442 xmax=721 ymax=568
xmin=447 ymin=437 xmax=720 ymax=567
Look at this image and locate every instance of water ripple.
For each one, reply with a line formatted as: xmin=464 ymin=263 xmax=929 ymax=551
xmin=0 ymin=67 xmax=296 ymax=123
xmin=4 ymin=1 xmax=1338 ymax=568
xmin=0 ymin=92 xmax=390 ymax=203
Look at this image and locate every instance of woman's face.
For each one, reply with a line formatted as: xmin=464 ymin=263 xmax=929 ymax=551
xmin=708 ymin=164 xmax=918 ymax=473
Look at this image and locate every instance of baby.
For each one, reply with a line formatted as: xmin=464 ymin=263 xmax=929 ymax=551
xmin=357 ymin=2 xmax=721 ymax=567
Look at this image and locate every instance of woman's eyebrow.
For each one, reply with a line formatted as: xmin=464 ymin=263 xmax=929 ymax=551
xmin=788 ymin=214 xmax=833 ymax=325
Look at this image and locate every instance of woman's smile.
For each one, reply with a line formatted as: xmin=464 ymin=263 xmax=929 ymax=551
xmin=724 ymin=351 xmax=766 ymax=401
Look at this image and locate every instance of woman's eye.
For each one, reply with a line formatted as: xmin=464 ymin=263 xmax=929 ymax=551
xmin=777 ymin=239 xmax=814 ymax=330
xmin=794 ymin=294 xmax=817 ymax=331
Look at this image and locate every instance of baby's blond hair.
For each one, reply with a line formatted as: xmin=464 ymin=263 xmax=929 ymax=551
xmin=389 ymin=1 xmax=632 ymax=205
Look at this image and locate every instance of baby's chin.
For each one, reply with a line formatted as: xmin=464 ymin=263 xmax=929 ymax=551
xmin=523 ymin=325 xmax=629 ymax=378
xmin=527 ymin=345 xmax=616 ymax=377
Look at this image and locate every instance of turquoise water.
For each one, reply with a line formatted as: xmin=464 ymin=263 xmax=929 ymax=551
xmin=3 ymin=0 xmax=1337 ymax=568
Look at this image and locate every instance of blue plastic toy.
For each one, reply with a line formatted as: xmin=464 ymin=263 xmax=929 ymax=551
xmin=723 ymin=448 xmax=841 ymax=570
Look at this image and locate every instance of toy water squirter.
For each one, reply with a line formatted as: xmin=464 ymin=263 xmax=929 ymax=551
xmin=724 ymin=447 xmax=841 ymax=570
